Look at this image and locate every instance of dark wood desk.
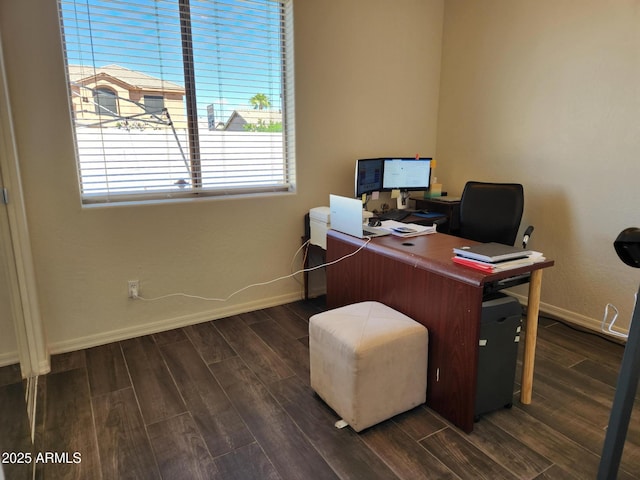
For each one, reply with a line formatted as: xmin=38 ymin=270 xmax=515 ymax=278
xmin=326 ymin=230 xmax=554 ymax=432
xmin=302 ymin=210 xmax=446 ymax=299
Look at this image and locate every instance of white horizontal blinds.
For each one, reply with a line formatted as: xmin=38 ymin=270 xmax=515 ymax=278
xmin=58 ymin=0 xmax=293 ymax=204
xmin=189 ymin=0 xmax=289 ymax=191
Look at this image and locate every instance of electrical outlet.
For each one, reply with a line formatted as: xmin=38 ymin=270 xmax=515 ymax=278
xmin=128 ymin=280 xmax=139 ymax=299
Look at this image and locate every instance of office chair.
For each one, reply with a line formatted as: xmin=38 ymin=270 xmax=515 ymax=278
xmin=457 ymin=181 xmax=533 ymax=247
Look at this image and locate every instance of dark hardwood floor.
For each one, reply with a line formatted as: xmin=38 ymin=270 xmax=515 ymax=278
xmin=1 ymin=297 xmax=640 ymax=479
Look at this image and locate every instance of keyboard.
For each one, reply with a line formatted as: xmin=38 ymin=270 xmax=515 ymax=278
xmin=379 ymin=209 xmax=411 ymax=221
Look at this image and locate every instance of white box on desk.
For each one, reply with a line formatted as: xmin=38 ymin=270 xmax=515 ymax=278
xmin=310 ymin=206 xmax=331 ymax=249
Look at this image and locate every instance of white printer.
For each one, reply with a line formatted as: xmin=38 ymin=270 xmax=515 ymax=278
xmin=309 ymin=206 xmax=331 ymax=249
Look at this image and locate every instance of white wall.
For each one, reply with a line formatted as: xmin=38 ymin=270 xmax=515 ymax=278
xmin=0 ymin=0 xmax=444 ymax=357
xmin=436 ymin=0 xmax=640 ymax=331
xmin=294 ymin=0 xmax=444 ymax=204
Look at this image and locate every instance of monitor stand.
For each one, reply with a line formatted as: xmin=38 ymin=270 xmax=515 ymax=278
xmin=397 ymin=191 xmax=410 ymax=210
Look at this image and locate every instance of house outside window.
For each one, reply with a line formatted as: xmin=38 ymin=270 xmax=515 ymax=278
xmin=58 ymin=0 xmax=296 ymax=205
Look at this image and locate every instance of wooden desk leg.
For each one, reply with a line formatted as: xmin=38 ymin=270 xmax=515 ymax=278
xmin=521 ymin=269 xmax=543 ymax=404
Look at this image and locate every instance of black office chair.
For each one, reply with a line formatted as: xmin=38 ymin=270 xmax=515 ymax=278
xmin=457 ymin=181 xmax=533 ymax=248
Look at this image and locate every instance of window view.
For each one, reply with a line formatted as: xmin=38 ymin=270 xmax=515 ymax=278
xmin=59 ymin=0 xmax=295 ymax=204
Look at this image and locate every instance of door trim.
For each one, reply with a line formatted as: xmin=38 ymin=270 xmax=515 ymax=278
xmin=0 ymin=34 xmax=49 ymax=377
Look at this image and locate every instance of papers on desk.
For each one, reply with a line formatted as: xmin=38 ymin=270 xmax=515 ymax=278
xmin=379 ymin=220 xmax=437 ymax=237
xmin=452 ymin=249 xmax=546 ymax=273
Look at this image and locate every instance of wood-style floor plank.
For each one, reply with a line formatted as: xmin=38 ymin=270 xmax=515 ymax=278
xmin=213 ymin=442 xmax=281 ymax=480
xmin=284 ymin=299 xmax=325 ymax=320
xmin=359 ymin=419 xmax=459 ymax=480
xmin=420 ymin=427 xmax=519 ymax=479
xmin=40 ymin=368 xmax=101 ymax=480
xmin=390 ymin=404 xmax=448 ymax=440
xmin=183 ymin=321 xmax=237 ymax=365
xmin=268 ymin=375 xmax=401 ymax=480
xmin=85 ymin=342 xmax=131 ymax=397
xmin=525 ymin=329 xmax=588 ymax=368
xmin=250 ymin=319 xmax=311 ymax=382
xmin=49 ymin=349 xmax=86 ymax=374
xmin=92 ymin=387 xmax=159 ymax=480
xmin=536 ymin=322 xmax=623 ymax=369
xmin=209 ymin=356 xmax=339 ymax=480
xmin=261 ymin=304 xmax=310 ymax=339
xmin=533 ymin=464 xmax=581 ymax=479
xmin=466 ymin=415 xmax=553 ymax=478
xmin=0 ymin=363 xmax=22 ymax=387
xmin=212 ymin=316 xmax=294 ymax=384
xmin=147 ymin=412 xmax=218 ymax=480
xmin=0 ymin=382 xmax=33 ymax=480
xmin=152 ymin=327 xmax=189 ymax=346
xmin=571 ymin=358 xmax=619 ymax=389
xmin=160 ymin=339 xmax=254 ymax=457
xmin=120 ymin=335 xmax=186 ymax=426
xmin=487 ymin=405 xmax=611 ymax=479
xmin=537 ymin=353 xmax=621 ymax=409
xmin=235 ymin=308 xmax=273 ymax=326
xmin=532 ymin=358 xmax=615 ymax=427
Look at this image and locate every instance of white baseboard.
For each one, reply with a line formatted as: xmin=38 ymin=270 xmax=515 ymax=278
xmin=21 ymin=290 xmax=630 ymax=360
xmin=509 ymin=292 xmax=627 ymax=341
xmin=48 ymin=291 xmax=303 ymax=355
xmin=0 ymin=350 xmax=19 ymax=368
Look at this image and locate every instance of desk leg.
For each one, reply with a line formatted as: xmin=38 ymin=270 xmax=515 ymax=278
xmin=303 ymin=242 xmax=310 ymax=301
xmin=521 ymin=269 xmax=543 ymax=404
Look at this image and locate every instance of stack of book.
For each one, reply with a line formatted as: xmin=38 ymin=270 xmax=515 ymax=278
xmin=452 ymin=242 xmax=545 ymax=273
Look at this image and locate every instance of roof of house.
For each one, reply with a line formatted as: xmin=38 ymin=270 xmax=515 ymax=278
xmin=225 ymin=109 xmax=282 ymax=127
xmin=68 ymin=64 xmax=185 ymax=93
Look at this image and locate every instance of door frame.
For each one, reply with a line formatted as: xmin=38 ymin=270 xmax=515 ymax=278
xmin=0 ymin=34 xmax=49 ymax=377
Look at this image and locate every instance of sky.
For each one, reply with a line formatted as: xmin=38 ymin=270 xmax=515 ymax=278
xmin=59 ymin=0 xmax=284 ymax=123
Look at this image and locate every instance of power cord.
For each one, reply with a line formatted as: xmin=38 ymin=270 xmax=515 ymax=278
xmin=136 ymin=237 xmax=372 ymax=302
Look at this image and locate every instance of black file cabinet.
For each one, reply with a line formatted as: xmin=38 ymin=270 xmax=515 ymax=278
xmin=475 ymin=293 xmax=522 ymax=419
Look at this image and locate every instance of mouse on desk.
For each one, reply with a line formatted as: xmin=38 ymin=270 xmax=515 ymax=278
xmin=368 ymin=218 xmax=382 ymax=227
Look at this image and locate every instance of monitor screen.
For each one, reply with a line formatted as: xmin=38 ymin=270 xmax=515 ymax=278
xmin=382 ymin=157 xmax=432 ymax=191
xmin=355 ymin=158 xmax=384 ymax=197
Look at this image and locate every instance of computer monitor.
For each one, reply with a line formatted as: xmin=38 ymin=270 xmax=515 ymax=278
xmin=355 ymin=158 xmax=384 ymax=197
xmin=382 ymin=157 xmax=432 ymax=191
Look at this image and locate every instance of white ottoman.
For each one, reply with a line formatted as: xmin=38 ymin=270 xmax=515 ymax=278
xmin=309 ymin=301 xmax=428 ymax=432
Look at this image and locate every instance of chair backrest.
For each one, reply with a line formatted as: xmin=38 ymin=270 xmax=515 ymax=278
xmin=458 ymin=181 xmax=524 ymax=246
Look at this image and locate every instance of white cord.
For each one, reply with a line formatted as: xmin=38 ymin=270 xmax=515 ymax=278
xmin=291 ymin=239 xmax=310 ymax=287
xmin=136 ymin=237 xmax=372 ymax=302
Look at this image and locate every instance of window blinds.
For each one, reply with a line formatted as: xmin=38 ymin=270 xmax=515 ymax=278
xmin=58 ymin=0 xmax=295 ymax=204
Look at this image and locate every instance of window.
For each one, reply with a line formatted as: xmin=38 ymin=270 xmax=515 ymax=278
xmin=59 ymin=0 xmax=295 ymax=205
xmin=94 ymin=87 xmax=118 ymax=116
xmin=144 ymin=95 xmax=165 ymax=115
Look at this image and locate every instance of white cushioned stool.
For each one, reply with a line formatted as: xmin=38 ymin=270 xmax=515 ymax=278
xmin=309 ymin=301 xmax=428 ymax=432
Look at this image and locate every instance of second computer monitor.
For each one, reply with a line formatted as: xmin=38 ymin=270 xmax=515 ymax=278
xmin=382 ymin=157 xmax=432 ymax=191
xmin=355 ymin=158 xmax=384 ymax=197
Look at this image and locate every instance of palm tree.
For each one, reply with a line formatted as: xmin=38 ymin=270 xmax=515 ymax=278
xmin=250 ymin=93 xmax=270 ymax=110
